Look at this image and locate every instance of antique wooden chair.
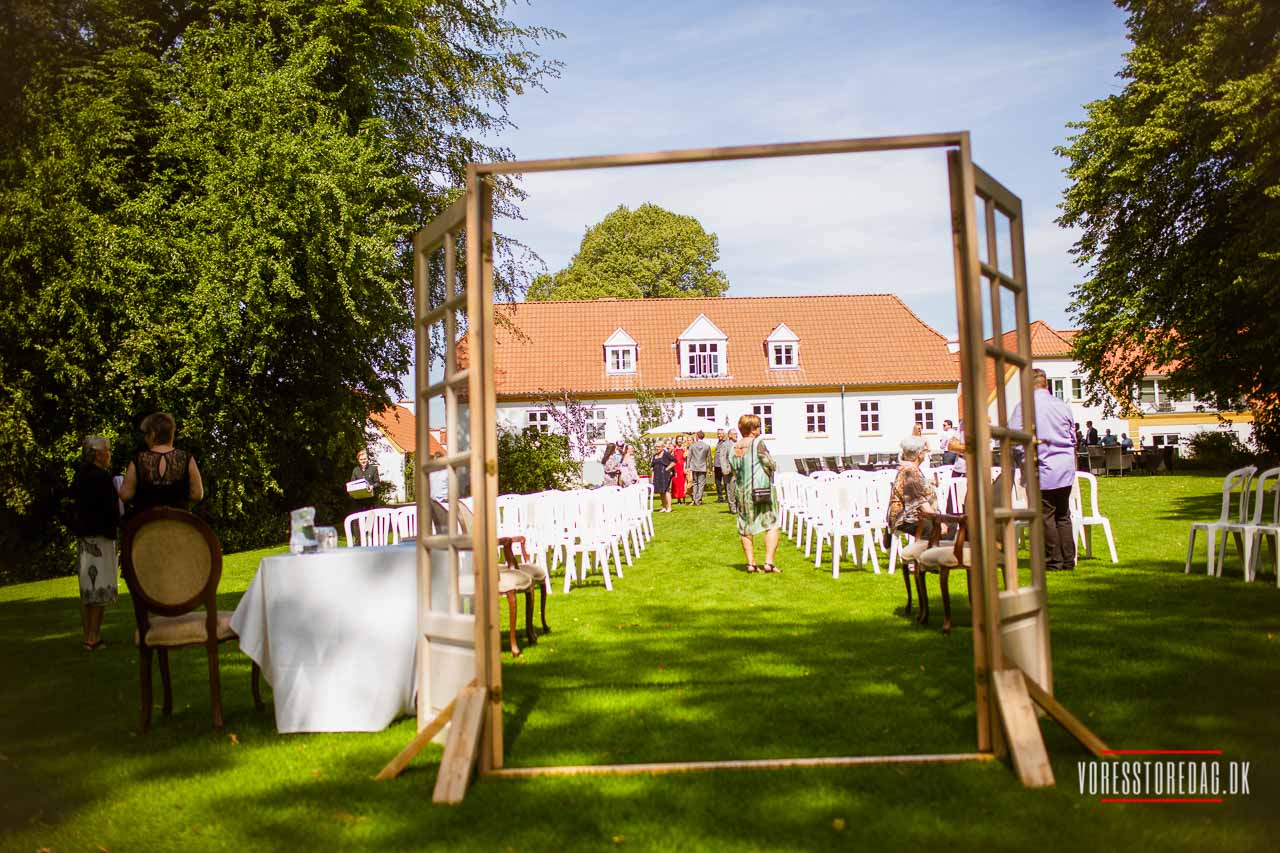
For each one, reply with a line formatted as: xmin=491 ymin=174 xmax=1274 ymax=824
xmin=120 ymin=508 xmax=263 ymax=733
xmin=914 ymin=513 xmax=972 ymax=634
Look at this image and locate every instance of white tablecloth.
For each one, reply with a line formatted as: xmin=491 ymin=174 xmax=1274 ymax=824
xmin=230 ymin=544 xmax=418 ymax=733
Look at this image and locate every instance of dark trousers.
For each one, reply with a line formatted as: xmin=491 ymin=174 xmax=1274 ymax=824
xmin=1041 ymin=485 xmax=1076 ymax=571
xmin=714 ymin=468 xmax=727 ymax=501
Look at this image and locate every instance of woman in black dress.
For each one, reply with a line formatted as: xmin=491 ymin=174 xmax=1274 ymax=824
xmin=119 ymin=412 xmax=204 ymax=515
xmin=651 ymin=441 xmax=676 ymax=513
xmin=71 ymin=436 xmax=120 ymax=650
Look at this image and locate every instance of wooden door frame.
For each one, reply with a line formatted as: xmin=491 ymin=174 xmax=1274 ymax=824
xmin=412 ymin=131 xmax=1076 ymax=787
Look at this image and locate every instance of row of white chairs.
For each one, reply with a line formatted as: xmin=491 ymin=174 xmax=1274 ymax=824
xmin=497 ymin=483 xmax=654 ymax=593
xmin=344 ymin=505 xmax=417 ymax=548
xmin=778 ymin=466 xmax=1118 ymax=578
xmin=1187 ymin=465 xmax=1280 ymax=583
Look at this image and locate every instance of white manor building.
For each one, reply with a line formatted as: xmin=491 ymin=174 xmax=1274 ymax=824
xmin=488 ymin=295 xmax=1252 ymax=468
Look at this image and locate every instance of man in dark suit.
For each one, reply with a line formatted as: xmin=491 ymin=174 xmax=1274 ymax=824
xmin=1085 ymin=421 xmax=1100 ymax=446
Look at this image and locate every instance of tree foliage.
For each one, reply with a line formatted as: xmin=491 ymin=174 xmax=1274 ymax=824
xmin=538 ymin=390 xmax=604 ymax=461
xmin=620 ymin=390 xmax=683 ymax=476
xmin=0 ymin=0 xmax=558 ymax=580
xmin=1056 ymin=0 xmax=1280 ymax=452
xmin=526 ymin=203 xmax=730 ymax=301
xmin=496 ymin=428 xmax=577 ymax=494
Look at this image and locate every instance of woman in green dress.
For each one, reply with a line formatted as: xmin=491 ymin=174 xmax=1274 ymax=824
xmin=730 ymin=413 xmax=781 ymax=574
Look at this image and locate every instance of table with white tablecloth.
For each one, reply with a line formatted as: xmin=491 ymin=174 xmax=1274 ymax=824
xmin=230 ymin=543 xmax=420 ymax=733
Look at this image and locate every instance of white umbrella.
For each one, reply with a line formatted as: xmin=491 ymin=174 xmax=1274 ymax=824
xmin=643 ymin=416 xmax=721 ymax=438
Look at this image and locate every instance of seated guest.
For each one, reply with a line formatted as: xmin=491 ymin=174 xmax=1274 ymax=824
xmin=888 ymin=436 xmax=938 ymax=541
xmin=1119 ymin=433 xmax=1134 ymax=452
xmin=71 ymin=436 xmax=120 ymax=651
xmin=1101 ymin=429 xmax=1117 ymax=446
xmin=119 ymin=412 xmax=204 ymax=515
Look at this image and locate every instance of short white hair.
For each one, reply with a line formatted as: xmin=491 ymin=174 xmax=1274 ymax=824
xmin=81 ymin=435 xmax=109 ymax=464
xmin=900 ymin=435 xmax=927 ymax=459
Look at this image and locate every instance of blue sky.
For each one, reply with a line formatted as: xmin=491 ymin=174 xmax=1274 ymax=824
xmin=406 ymin=1 xmax=1131 ymax=398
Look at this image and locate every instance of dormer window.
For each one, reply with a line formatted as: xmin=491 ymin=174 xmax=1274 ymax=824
xmin=766 ymin=323 xmax=799 ymax=370
xmin=603 ymin=328 xmax=638 ymax=375
xmin=677 ymin=314 xmax=728 ymax=379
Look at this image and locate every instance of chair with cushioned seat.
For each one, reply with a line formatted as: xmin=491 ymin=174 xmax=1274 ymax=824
xmin=121 ymin=508 xmax=263 ymax=733
xmin=914 ymin=513 xmax=972 ymax=634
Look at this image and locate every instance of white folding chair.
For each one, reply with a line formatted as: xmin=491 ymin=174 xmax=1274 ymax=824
xmin=1222 ymin=467 xmax=1280 ymax=582
xmin=1185 ymin=466 xmax=1256 ymax=576
xmin=1070 ymin=472 xmax=1118 ymax=563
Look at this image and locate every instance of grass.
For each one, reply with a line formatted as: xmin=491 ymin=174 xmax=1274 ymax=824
xmin=2 ymin=473 xmax=1279 ymax=851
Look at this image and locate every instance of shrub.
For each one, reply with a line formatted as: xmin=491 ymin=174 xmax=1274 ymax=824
xmin=1182 ymin=430 xmax=1254 ymax=470
xmin=497 ymin=428 xmax=579 ymax=494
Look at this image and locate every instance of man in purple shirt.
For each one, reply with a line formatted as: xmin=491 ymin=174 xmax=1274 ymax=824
xmin=1011 ymin=369 xmax=1078 ymax=571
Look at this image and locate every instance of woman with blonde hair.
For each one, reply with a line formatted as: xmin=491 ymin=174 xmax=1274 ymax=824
xmin=730 ymin=413 xmax=781 ymax=573
xmin=119 ymin=412 xmax=204 ymax=515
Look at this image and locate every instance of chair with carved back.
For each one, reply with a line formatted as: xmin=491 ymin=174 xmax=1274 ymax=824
xmin=914 ymin=512 xmax=972 ymax=634
xmin=120 ymin=508 xmax=263 ymax=733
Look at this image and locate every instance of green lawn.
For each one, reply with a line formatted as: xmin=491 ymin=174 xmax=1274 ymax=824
xmin=2 ymin=474 xmax=1279 ymax=851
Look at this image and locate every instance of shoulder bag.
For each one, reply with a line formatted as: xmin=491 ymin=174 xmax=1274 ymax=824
xmin=750 ymin=437 xmax=773 ymax=504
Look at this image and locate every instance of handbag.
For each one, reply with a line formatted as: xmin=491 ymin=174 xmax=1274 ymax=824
xmin=749 ymin=437 xmax=773 ymax=504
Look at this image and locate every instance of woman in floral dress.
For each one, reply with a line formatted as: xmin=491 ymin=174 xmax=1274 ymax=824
xmin=729 ymin=414 xmax=780 ymax=573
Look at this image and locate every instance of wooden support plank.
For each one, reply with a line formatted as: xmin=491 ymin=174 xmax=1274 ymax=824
xmin=1022 ymin=673 xmax=1112 ymax=759
xmin=992 ymin=669 xmax=1054 ymax=788
xmin=432 ymin=686 xmax=487 ymax=804
xmin=413 ymin=196 xmax=467 ymax=252
xmin=378 ymin=677 xmax=480 ymax=781
xmin=475 ymin=132 xmax=967 ymax=176
xmin=486 ymin=753 xmax=994 ymax=779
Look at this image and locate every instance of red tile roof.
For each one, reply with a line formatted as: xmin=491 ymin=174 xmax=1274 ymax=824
xmin=487 ymin=294 xmax=960 ymax=396
xmin=371 ymin=405 xmax=443 ymax=456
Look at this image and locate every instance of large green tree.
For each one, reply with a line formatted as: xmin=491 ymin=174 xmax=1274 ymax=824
xmin=1057 ymin=0 xmax=1280 ymax=452
xmin=0 ymin=0 xmax=558 ymax=580
xmin=526 ymin=203 xmax=730 ymax=301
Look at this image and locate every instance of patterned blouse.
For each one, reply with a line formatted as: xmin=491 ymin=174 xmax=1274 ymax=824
xmin=888 ymin=461 xmax=937 ymax=532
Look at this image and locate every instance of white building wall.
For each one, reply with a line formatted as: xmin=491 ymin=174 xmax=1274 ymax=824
xmin=371 ymin=436 xmax=406 ymax=503
xmin=498 ymin=387 xmax=961 ymax=465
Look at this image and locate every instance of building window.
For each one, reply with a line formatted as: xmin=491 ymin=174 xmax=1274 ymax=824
xmin=607 ymin=346 xmax=635 ymax=373
xmin=752 ymin=404 xmax=773 ymax=437
xmin=686 ymin=342 xmax=720 ymax=377
xmin=587 ymin=408 xmax=607 ymax=441
xmin=859 ymin=401 xmax=880 ymax=433
xmin=913 ymin=399 xmax=935 ymax=431
xmin=1151 ymin=433 xmax=1181 ymax=448
xmin=526 ymin=410 xmax=551 ymax=434
xmin=770 ymin=343 xmax=796 ymax=369
xmin=1052 ymin=377 xmax=1085 ymax=401
xmin=805 ymin=402 xmax=827 ymax=435
xmin=695 ymin=405 xmax=717 ymax=424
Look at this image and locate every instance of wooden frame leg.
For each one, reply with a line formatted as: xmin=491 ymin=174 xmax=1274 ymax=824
xmin=539 ymin=586 xmax=550 ymax=633
xmin=207 ymin=641 xmax=224 ymax=729
xmin=158 ymin=648 xmax=173 ymax=715
xmin=138 ymin=645 xmax=153 ymax=734
xmin=251 ymin=661 xmax=265 ymax=711
xmin=505 ymin=590 xmax=520 ymax=657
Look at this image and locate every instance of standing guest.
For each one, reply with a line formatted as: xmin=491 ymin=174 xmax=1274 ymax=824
xmin=686 ymin=431 xmax=711 ymax=506
xmin=71 ymin=436 xmax=119 ymax=651
xmin=714 ymin=429 xmax=733 ymax=502
xmin=1085 ymin=421 xmax=1099 ymax=446
xmin=1074 ymin=424 xmax=1085 ymax=449
xmin=119 ymin=413 xmax=204 ymax=515
xmin=730 ymin=414 xmax=780 ymax=573
xmin=672 ymin=435 xmax=688 ymax=505
xmin=619 ymin=445 xmax=638 ymax=487
xmin=1011 ymin=369 xmax=1077 ymax=571
xmin=1101 ymin=429 xmax=1117 ymax=446
xmin=601 ymin=440 xmax=623 ymax=486
xmin=938 ymin=419 xmax=958 ymax=465
xmin=350 ymin=448 xmax=380 ymax=485
xmin=944 ymin=426 xmax=966 ymax=513
xmin=721 ymin=430 xmax=740 ymax=515
xmin=651 ymin=442 xmax=675 ymax=513
xmin=910 ymin=422 xmax=932 ymax=472
xmin=1119 ymin=433 xmax=1134 ymax=452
